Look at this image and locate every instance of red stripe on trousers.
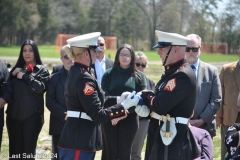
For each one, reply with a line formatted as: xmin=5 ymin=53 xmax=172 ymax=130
xmin=74 ymin=150 xmax=81 ymax=160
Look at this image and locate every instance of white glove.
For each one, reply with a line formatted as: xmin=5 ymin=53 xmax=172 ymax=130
xmin=136 ymin=91 xmax=142 ymax=96
xmin=116 ymin=91 xmax=131 ymax=104
xmin=121 ymin=91 xmax=139 ymax=110
xmin=135 ymin=105 xmax=150 ymax=117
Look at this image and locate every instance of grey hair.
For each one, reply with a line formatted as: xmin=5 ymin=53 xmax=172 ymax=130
xmin=135 ymin=51 xmax=148 ymax=67
xmin=135 ymin=51 xmax=148 ymax=62
xmin=186 ymin=34 xmax=202 ymax=47
xmin=60 ymin=45 xmax=69 ymax=57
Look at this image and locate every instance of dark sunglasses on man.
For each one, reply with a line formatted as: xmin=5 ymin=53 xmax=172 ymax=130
xmin=98 ymin=43 xmax=105 ymax=47
xmin=135 ymin=63 xmax=146 ymax=68
xmin=62 ymin=55 xmax=69 ymax=60
xmin=185 ymin=47 xmax=200 ymax=52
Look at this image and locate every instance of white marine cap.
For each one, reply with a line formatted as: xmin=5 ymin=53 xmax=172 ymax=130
xmin=153 ymin=30 xmax=190 ymax=48
xmin=67 ymin=32 xmax=102 ymax=52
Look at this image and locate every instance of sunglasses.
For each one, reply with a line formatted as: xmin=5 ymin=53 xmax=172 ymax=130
xmin=98 ymin=43 xmax=105 ymax=46
xmin=185 ymin=47 xmax=200 ymax=52
xmin=62 ymin=55 xmax=69 ymax=60
xmin=135 ymin=63 xmax=146 ymax=68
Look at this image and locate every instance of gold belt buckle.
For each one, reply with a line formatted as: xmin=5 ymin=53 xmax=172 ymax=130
xmin=165 ymin=132 xmax=173 ymax=140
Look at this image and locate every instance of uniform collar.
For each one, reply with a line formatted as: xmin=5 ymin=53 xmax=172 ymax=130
xmin=74 ymin=62 xmax=92 ymax=73
xmin=164 ymin=59 xmax=185 ymax=72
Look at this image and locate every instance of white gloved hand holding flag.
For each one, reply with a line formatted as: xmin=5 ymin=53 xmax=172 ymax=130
xmin=116 ymin=91 xmax=131 ymax=104
xmin=121 ymin=91 xmax=140 ymax=110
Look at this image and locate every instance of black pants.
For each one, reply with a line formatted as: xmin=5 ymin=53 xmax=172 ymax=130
xmin=101 ymin=124 xmax=108 ymax=160
xmin=6 ymin=113 xmax=43 ymax=160
xmin=102 ymin=113 xmax=138 ymax=160
xmin=52 ymin=134 xmax=60 ymax=160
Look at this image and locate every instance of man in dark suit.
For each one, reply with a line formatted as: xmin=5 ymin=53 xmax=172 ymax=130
xmin=46 ymin=45 xmax=73 ymax=159
xmin=51 ymin=64 xmax=63 ymax=74
xmin=0 ymin=62 xmax=11 ymax=151
xmin=92 ymin=36 xmax=114 ymax=86
xmin=186 ymin=34 xmax=222 ymax=138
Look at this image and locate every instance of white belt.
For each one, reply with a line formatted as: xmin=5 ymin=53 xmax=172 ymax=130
xmin=67 ymin=111 xmax=92 ymax=121
xmin=150 ymin=112 xmax=188 ymax=124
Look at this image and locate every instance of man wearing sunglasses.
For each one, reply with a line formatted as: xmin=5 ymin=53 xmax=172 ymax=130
xmin=186 ymin=33 xmax=221 ymax=141
xmin=92 ymin=36 xmax=114 ymax=86
xmin=46 ymin=45 xmax=73 ymax=160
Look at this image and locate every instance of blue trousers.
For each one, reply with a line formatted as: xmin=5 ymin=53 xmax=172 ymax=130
xmin=58 ymin=148 xmax=96 ymax=160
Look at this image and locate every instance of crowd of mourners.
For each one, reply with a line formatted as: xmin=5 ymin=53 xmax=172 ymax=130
xmin=1 ymin=30 xmax=240 ymax=160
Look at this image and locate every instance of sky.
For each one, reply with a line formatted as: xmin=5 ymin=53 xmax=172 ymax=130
xmin=216 ymin=0 xmax=228 ymax=14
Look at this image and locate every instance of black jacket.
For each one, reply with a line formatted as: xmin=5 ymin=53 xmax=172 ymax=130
xmin=7 ymin=65 xmax=49 ymax=120
xmin=58 ymin=62 xmax=126 ymax=151
xmin=46 ymin=68 xmax=68 ymax=135
xmin=51 ymin=64 xmax=64 ymax=74
xmin=0 ymin=62 xmax=11 ymax=127
xmin=144 ymin=59 xmax=200 ymax=160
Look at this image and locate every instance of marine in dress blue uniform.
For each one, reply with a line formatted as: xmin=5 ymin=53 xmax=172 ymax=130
xmin=134 ymin=31 xmax=200 ymax=160
xmin=57 ymin=32 xmax=139 ymax=160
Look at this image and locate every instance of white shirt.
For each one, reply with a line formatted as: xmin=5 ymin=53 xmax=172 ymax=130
xmin=95 ymin=56 xmax=106 ymax=85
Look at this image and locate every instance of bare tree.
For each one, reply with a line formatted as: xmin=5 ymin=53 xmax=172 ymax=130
xmin=219 ymin=0 xmax=240 ymax=53
xmin=187 ymin=0 xmax=221 ymax=42
xmin=133 ymin=0 xmax=167 ymax=50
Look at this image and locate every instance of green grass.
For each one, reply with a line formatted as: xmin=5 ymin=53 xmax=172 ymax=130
xmin=213 ymin=128 xmax=221 ymax=160
xmin=199 ymin=53 xmax=238 ymax=63
xmin=0 ymin=45 xmax=59 ymax=58
xmin=0 ymin=45 xmax=238 ymax=63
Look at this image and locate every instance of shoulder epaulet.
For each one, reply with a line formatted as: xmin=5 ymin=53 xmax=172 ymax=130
xmin=80 ymin=68 xmax=94 ymax=78
xmin=79 ymin=68 xmax=85 ymax=74
xmin=176 ymin=64 xmax=185 ymax=73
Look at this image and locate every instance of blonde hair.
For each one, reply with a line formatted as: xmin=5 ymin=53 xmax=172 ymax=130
xmin=60 ymin=45 xmax=68 ymax=57
xmin=64 ymin=46 xmax=87 ymax=60
xmin=135 ymin=51 xmax=148 ymax=62
xmin=186 ymin=34 xmax=202 ymax=47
